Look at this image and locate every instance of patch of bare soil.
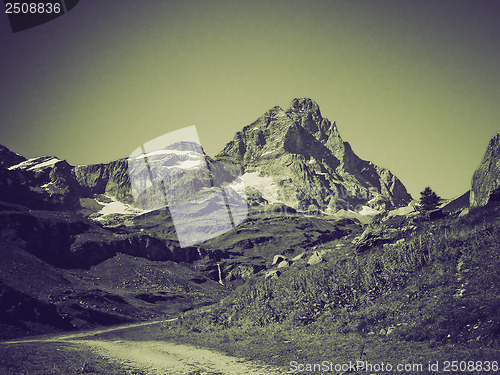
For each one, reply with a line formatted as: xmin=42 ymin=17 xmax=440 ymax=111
xmin=75 ymin=339 xmax=283 ymax=375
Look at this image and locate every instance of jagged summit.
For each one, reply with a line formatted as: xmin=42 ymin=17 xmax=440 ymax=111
xmin=287 ymin=98 xmax=322 ymax=117
xmin=285 ymin=98 xmax=336 ymax=143
xmin=217 ymin=98 xmax=412 ymax=212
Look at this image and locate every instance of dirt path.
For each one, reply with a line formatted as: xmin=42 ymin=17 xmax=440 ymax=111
xmin=2 ymin=319 xmax=283 ymax=374
xmin=71 ymin=339 xmax=283 ymax=375
xmin=1 ymin=318 xmax=178 ymax=344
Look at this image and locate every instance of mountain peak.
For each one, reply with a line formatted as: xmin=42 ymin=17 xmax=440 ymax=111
xmin=216 ymin=99 xmax=412 ymax=211
xmin=287 ymin=98 xmax=321 ymax=117
xmin=489 ymin=132 xmax=500 ymax=146
xmin=285 ymin=98 xmax=331 ymax=137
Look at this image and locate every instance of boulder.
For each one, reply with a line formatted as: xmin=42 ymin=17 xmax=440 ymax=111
xmin=265 ymin=270 xmax=280 ymax=279
xmin=470 ymin=132 xmax=500 ymax=208
xmin=277 ymin=260 xmax=290 ymax=268
xmin=354 ymin=225 xmax=399 ymax=251
xmin=292 ymin=252 xmax=306 ymax=261
xmin=272 ymin=254 xmax=287 ymax=266
xmin=223 ymin=262 xmax=266 ymax=281
xmin=307 ymin=251 xmax=323 ymax=266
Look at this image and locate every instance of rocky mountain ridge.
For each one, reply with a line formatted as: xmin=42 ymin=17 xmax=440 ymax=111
xmin=216 ymin=98 xmax=412 ymax=212
xmin=1 ymin=153 xmax=134 ymax=211
xmin=1 ymin=99 xmax=414 ymax=219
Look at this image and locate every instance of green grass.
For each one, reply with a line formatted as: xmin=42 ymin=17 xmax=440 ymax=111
xmin=3 ymin=205 xmax=498 ymax=374
xmin=0 ymin=342 xmax=144 ymax=375
xmin=86 ymin=204 xmax=499 ymax=374
xmin=171 ymin=203 xmax=500 ymax=349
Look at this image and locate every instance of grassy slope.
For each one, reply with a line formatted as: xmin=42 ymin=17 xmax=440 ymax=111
xmin=1 ymin=205 xmax=498 ymax=374
xmin=94 ymin=204 xmax=500 ymax=374
xmin=186 ymin=204 xmax=500 ymax=344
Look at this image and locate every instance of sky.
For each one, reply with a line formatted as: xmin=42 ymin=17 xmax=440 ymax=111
xmin=1 ymin=0 xmax=499 ymax=199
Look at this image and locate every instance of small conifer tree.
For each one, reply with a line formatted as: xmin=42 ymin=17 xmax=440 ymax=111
xmin=419 ymin=186 xmax=441 ymax=211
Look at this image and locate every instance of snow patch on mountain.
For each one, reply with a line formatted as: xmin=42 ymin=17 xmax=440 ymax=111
xmin=8 ymin=157 xmax=61 ymax=171
xmin=135 ymin=149 xmax=202 ymax=159
xmin=172 ymin=159 xmax=204 ymax=169
xmin=94 ymin=195 xmax=146 ymax=220
xmin=30 ymin=158 xmax=60 ymax=170
xmin=40 ymin=181 xmax=57 ymax=192
xmin=134 ymin=149 xmax=206 ymax=172
xmin=332 ymin=209 xmax=375 ymax=225
xmin=358 ymin=206 xmax=380 ymax=216
xmin=242 ymin=172 xmax=280 ymax=204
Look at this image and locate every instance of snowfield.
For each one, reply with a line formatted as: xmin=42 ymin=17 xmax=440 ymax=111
xmin=8 ymin=157 xmax=61 ymax=170
xmin=242 ymin=171 xmax=280 ymax=204
xmin=94 ymin=195 xmax=146 ymax=219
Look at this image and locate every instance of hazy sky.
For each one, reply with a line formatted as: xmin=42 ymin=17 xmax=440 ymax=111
xmin=1 ymin=0 xmax=499 ymax=199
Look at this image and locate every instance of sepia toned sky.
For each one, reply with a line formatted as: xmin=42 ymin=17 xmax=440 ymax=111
xmin=1 ymin=0 xmax=499 ymax=199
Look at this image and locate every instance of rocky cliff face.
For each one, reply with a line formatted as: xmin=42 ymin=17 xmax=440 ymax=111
xmin=0 ymin=145 xmax=26 ymax=168
xmin=216 ymin=98 xmax=412 ymax=212
xmin=0 ymin=146 xmax=135 ymax=211
xmin=0 ymin=153 xmax=83 ymax=210
xmin=470 ymin=132 xmax=500 ymax=208
xmin=0 ymin=201 xmax=203 ymax=269
xmin=73 ymin=159 xmax=133 ymax=204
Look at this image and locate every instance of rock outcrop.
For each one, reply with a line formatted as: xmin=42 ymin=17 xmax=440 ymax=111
xmin=0 ymin=202 xmax=195 ymax=269
xmin=0 ymin=145 xmax=26 ymax=168
xmin=470 ymin=132 xmax=500 ymax=208
xmin=73 ymin=159 xmax=133 ymax=204
xmin=4 ymin=156 xmax=89 ymax=210
xmin=353 ymin=225 xmax=400 ymax=252
xmin=216 ymin=98 xmax=412 ymax=212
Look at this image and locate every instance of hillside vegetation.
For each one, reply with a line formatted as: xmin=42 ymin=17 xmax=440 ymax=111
xmin=128 ymin=203 xmax=500 ymax=372
xmin=4 ymin=205 xmax=497 ymax=375
xmin=178 ymin=204 xmax=499 ymax=344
